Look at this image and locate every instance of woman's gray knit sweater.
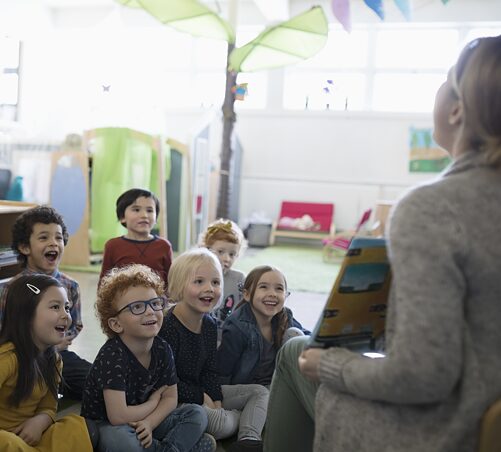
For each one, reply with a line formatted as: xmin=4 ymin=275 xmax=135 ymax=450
xmin=314 ymin=151 xmax=501 ymax=452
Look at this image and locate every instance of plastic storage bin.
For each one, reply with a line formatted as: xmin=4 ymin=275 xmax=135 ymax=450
xmin=246 ymin=223 xmax=272 ymax=248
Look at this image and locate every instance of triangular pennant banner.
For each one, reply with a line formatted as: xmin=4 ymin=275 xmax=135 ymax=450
xmin=331 ymin=0 xmax=351 ymax=32
xmin=364 ymin=0 xmax=385 ymax=20
xmin=394 ymin=0 xmax=411 ymax=21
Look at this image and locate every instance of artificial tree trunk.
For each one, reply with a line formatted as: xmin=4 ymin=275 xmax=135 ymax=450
xmin=216 ymin=42 xmax=238 ymax=219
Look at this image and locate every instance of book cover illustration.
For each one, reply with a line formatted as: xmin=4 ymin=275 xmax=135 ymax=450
xmin=311 ymin=237 xmax=391 ymax=347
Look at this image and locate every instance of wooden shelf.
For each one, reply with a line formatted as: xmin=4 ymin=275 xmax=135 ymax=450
xmin=0 ymin=200 xmax=36 ymax=282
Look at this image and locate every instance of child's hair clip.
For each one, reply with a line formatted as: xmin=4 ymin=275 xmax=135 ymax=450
xmin=27 ymin=283 xmax=41 ymax=294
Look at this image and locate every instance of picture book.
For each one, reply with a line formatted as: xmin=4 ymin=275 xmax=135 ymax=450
xmin=309 ymin=237 xmax=391 ymax=348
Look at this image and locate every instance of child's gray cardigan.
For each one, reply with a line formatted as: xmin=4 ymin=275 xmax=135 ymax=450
xmin=315 ymin=151 xmax=501 ymax=452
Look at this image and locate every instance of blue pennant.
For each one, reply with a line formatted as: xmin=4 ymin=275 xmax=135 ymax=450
xmin=364 ymin=0 xmax=385 ymax=20
xmin=394 ymin=0 xmax=411 ymax=21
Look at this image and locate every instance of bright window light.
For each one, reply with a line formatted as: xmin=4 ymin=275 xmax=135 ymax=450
xmin=157 ymin=72 xmax=194 ymax=108
xmin=194 ymin=38 xmax=227 ymax=70
xmin=0 ymin=36 xmax=20 ymax=68
xmin=298 ymin=29 xmax=369 ymax=69
xmin=157 ymin=29 xmax=193 ymax=70
xmin=0 ymin=73 xmax=18 ymax=105
xmin=464 ymin=27 xmax=501 ymax=43
xmin=375 ymin=29 xmax=459 ymax=69
xmin=0 ymin=35 xmax=20 ymax=121
xmin=193 ymin=72 xmax=225 ymax=108
xmin=283 ymin=72 xmax=366 ymax=111
xmin=373 ymin=73 xmax=445 ymax=113
xmin=235 ymin=26 xmax=265 ymax=48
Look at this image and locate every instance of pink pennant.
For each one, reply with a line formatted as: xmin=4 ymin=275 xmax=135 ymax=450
xmin=331 ymin=0 xmax=352 ymax=33
xmin=394 ymin=0 xmax=411 ymax=21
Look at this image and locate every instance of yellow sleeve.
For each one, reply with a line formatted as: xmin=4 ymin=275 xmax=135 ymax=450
xmin=35 ymin=357 xmax=61 ymax=421
xmin=0 ymin=349 xmax=16 ymax=387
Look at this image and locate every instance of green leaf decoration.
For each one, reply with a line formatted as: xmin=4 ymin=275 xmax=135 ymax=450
xmin=117 ymin=0 xmax=235 ymax=43
xmin=229 ymin=6 xmax=328 ymax=73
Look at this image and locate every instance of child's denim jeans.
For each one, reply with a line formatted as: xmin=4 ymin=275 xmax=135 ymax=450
xmin=96 ymin=403 xmax=207 ymax=451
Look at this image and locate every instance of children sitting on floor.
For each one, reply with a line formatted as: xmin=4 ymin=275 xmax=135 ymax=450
xmin=217 ymin=265 xmax=308 ymax=387
xmin=159 ymin=249 xmax=269 ymax=452
xmin=99 ymin=188 xmax=173 ymax=292
xmin=0 ymin=205 xmax=91 ymax=400
xmin=0 ymin=274 xmax=94 ymax=451
xmin=81 ymin=264 xmax=215 ymax=452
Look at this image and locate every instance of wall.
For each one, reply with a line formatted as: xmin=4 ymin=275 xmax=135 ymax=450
xmin=235 ymin=110 xmax=434 ymax=229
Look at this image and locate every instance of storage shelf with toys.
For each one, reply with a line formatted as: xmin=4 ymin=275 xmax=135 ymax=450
xmin=0 ymin=200 xmax=37 ymax=283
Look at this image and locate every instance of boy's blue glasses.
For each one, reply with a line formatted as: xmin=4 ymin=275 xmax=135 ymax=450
xmin=115 ymin=297 xmax=166 ymax=316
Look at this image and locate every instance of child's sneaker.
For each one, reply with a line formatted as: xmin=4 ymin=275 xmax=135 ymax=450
xmin=194 ymin=433 xmax=217 ymax=452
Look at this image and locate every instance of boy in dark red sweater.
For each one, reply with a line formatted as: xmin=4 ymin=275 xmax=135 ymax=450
xmin=99 ymin=189 xmax=173 ymax=292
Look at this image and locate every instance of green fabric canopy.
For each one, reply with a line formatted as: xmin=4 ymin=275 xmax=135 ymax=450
xmin=229 ymin=6 xmax=328 ymax=72
xmin=90 ymin=127 xmax=166 ymax=252
xmin=117 ymin=0 xmax=235 ymax=43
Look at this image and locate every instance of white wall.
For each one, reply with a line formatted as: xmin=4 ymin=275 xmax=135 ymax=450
xmin=235 ymin=110 xmax=434 ymax=229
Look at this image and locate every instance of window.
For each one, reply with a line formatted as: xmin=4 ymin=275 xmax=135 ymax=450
xmin=370 ymin=28 xmax=461 ymax=112
xmin=373 ymin=73 xmax=445 ymax=113
xmin=298 ymin=29 xmax=369 ymax=69
xmin=0 ymin=35 xmax=21 ymax=122
xmin=283 ymin=72 xmax=365 ymax=111
xmin=282 ymin=23 xmax=501 ymax=113
xmin=284 ymin=28 xmax=369 ymax=111
xmin=374 ymin=29 xmax=459 ymax=69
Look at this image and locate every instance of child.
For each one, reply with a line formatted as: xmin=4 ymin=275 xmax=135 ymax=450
xmin=0 ymin=205 xmax=91 ymax=400
xmin=217 ymin=265 xmax=308 ymax=387
xmin=159 ymin=249 xmax=269 ymax=452
xmin=99 ymin=188 xmax=173 ymax=291
xmin=0 ymin=274 xmax=93 ymax=451
xmin=199 ymin=219 xmax=246 ymax=324
xmin=81 ymin=264 xmax=215 ymax=451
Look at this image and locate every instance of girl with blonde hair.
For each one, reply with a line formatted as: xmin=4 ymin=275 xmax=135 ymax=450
xmin=160 ymin=249 xmax=269 ymax=452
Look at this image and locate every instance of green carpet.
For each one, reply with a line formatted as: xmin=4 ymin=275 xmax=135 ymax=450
xmin=60 ymin=264 xmax=101 ymax=274
xmin=61 ymin=245 xmax=340 ymax=294
xmin=236 ymin=244 xmax=340 ymax=294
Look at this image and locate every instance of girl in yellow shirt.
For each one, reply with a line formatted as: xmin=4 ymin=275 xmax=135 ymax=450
xmin=0 ymin=274 xmax=93 ymax=451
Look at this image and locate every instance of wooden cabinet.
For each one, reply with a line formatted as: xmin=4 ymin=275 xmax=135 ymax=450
xmin=0 ymin=200 xmax=36 ymax=283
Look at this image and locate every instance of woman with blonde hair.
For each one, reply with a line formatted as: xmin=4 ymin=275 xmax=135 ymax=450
xmin=264 ymin=35 xmax=501 ymax=452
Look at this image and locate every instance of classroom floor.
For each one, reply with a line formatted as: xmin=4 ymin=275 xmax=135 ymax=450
xmin=65 ymin=271 xmax=328 ymax=451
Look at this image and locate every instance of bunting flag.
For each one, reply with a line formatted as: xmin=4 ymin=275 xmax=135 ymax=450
xmin=364 ymin=0 xmax=385 ymax=20
xmin=331 ymin=0 xmax=351 ymax=33
xmin=394 ymin=0 xmax=411 ymax=21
